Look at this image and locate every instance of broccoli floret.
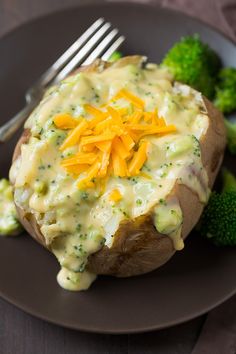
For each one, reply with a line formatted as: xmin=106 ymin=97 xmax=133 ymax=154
xmin=214 ymin=68 xmax=236 ymax=114
xmin=161 ymin=35 xmax=221 ymax=99
xmin=199 ymin=169 xmax=236 ymax=246
xmin=224 ymin=119 xmax=236 ymax=155
xmin=108 ymin=51 xmax=122 ymax=62
xmin=222 ymin=168 xmax=236 ymax=193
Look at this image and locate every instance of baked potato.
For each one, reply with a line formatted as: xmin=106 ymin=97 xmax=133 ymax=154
xmin=10 ymin=56 xmax=226 ymax=291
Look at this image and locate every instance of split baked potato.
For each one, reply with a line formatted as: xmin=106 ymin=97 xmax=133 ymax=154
xmin=10 ymin=56 xmax=226 ymax=290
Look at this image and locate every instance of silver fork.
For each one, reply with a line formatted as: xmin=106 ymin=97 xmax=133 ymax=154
xmin=0 ymin=18 xmax=125 ymax=143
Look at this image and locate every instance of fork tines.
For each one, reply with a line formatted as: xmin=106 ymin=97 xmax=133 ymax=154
xmin=51 ymin=18 xmax=125 ymax=85
xmin=0 ymin=18 xmax=125 ymax=143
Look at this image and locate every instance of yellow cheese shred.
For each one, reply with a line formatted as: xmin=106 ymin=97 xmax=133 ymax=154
xmin=53 ymin=89 xmax=177 ymax=189
xmin=111 ymin=89 xmax=144 ymax=109
xmin=53 ymin=114 xmax=79 ymax=129
xmin=129 ymin=141 xmax=148 ymax=176
xmin=109 ymin=189 xmax=122 ymax=202
xmin=59 ymin=120 xmax=88 ymax=151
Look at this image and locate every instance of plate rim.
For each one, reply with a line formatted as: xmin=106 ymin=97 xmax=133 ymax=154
xmin=0 ymin=274 xmax=236 ymax=334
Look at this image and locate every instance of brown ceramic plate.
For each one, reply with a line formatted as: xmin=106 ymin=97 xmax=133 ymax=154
xmin=0 ymin=2 xmax=236 ymax=334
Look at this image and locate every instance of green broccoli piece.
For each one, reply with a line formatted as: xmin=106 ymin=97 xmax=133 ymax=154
xmin=214 ymin=68 xmax=236 ymax=114
xmin=224 ymin=119 xmax=236 ymax=155
xmin=222 ymin=168 xmax=236 ymax=193
xmin=108 ymin=51 xmax=122 ymax=62
xmin=199 ymin=169 xmax=236 ymax=246
xmin=161 ymin=35 xmax=221 ymax=99
xmin=0 ymin=179 xmax=22 ymax=236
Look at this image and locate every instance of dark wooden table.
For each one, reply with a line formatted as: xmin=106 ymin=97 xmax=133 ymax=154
xmin=0 ymin=1 xmax=229 ymax=353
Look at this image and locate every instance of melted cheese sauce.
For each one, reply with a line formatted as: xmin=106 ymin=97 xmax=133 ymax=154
xmin=10 ymin=57 xmax=210 ymax=291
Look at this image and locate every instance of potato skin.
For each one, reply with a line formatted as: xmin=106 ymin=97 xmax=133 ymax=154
xmin=88 ymin=97 xmax=226 ymax=277
xmin=11 ymin=60 xmax=226 ymax=278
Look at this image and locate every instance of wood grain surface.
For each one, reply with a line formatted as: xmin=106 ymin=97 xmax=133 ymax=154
xmin=0 ymin=1 xmax=212 ymax=353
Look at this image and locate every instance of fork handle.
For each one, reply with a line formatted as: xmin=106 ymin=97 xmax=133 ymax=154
xmin=0 ymin=103 xmax=36 ymax=143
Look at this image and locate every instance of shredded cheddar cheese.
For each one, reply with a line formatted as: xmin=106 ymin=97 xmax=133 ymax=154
xmin=59 ymin=120 xmax=88 ymax=151
xmin=53 ymin=89 xmax=177 ymax=189
xmin=53 ymin=114 xmax=78 ymax=129
xmin=111 ymin=89 xmax=144 ymax=109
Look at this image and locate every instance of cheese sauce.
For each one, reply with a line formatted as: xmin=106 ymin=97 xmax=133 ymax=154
xmin=10 ymin=57 xmax=210 ymax=291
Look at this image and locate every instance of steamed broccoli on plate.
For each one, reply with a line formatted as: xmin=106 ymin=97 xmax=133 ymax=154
xmin=162 ymin=35 xmax=236 ymax=155
xmin=224 ymin=119 xmax=236 ymax=155
xmin=199 ymin=169 xmax=236 ymax=246
xmin=214 ymin=68 xmax=236 ymax=114
xmin=161 ymin=35 xmax=221 ymax=99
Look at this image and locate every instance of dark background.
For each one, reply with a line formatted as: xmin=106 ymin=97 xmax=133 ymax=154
xmin=0 ymin=1 xmax=235 ymax=353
